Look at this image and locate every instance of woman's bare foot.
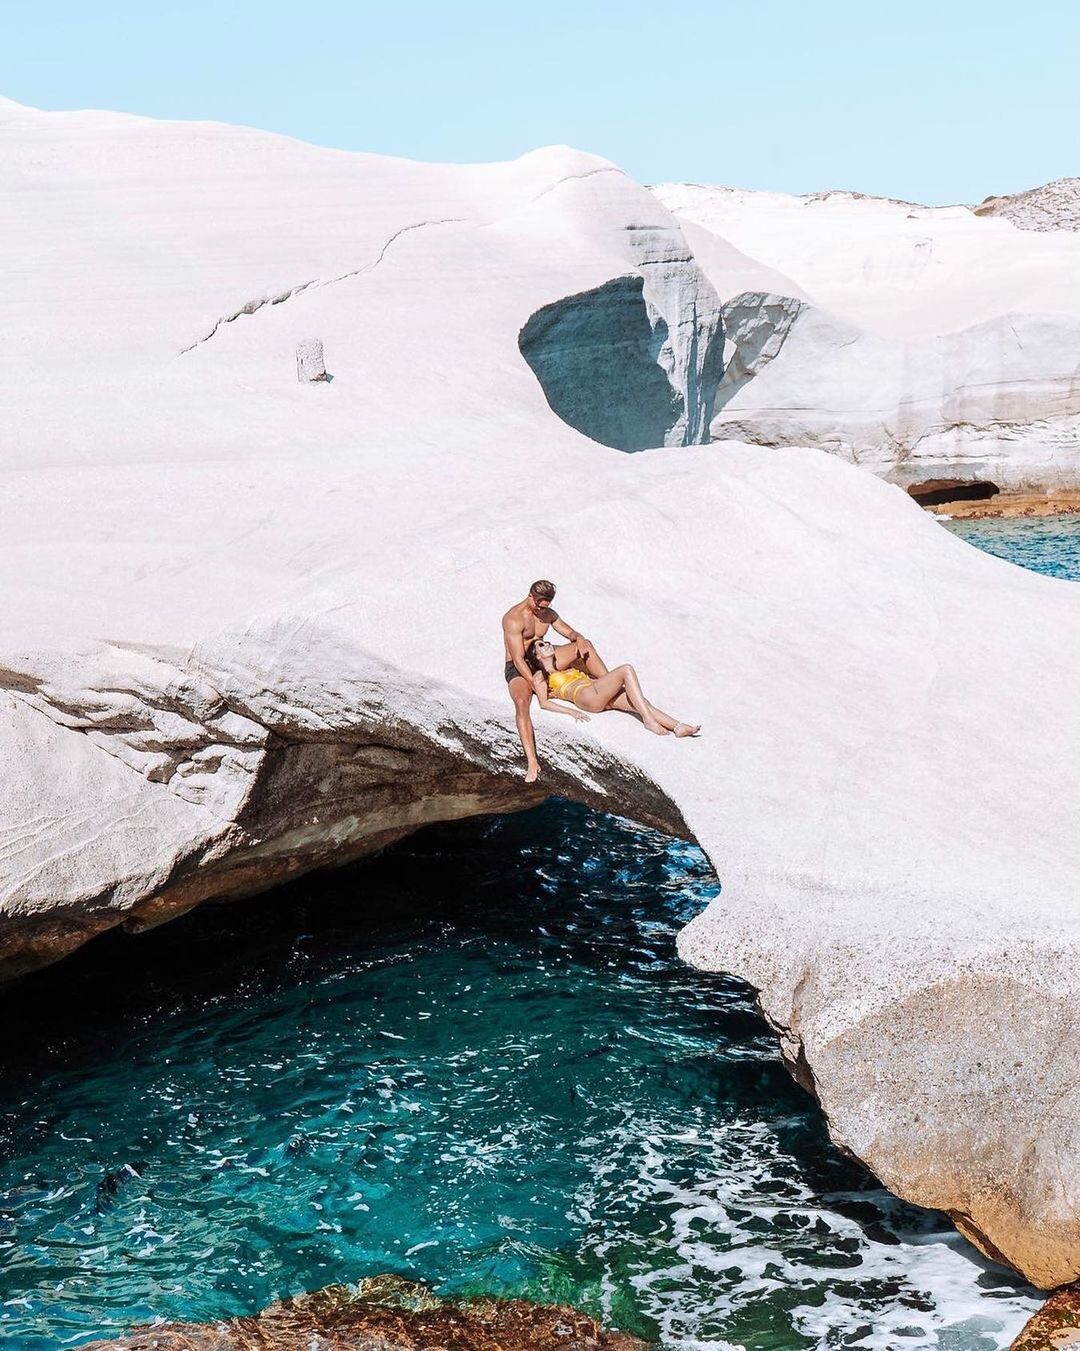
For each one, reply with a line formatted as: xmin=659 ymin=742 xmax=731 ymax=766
xmin=524 ymin=763 xmax=540 ymax=783
xmin=643 ymin=718 xmax=670 ymax=736
xmin=673 ymin=722 xmax=701 ymax=738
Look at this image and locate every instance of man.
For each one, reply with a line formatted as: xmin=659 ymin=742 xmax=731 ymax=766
xmin=501 ymin=580 xmax=608 ymax=782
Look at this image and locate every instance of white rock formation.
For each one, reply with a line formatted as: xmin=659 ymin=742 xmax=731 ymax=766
xmin=653 ymin=181 xmax=1080 ymax=494
xmin=1 ymin=98 xmax=1078 ymax=1289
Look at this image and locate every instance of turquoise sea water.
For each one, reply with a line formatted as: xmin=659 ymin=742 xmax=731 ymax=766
xmin=0 ymin=807 xmax=1038 ymax=1350
xmin=1 ymin=516 xmax=1069 ymax=1351
xmin=945 ymin=512 xmax=1080 ymax=580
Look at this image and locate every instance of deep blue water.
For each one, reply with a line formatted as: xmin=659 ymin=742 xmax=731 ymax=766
xmin=4 ymin=513 xmax=1073 ymax=1350
xmin=0 ymin=805 xmax=1037 ymax=1351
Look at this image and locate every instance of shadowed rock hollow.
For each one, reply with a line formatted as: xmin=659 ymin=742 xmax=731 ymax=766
xmin=518 ymin=273 xmax=724 ymax=451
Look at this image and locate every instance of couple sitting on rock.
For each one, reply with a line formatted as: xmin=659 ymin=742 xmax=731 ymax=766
xmin=501 ymin=579 xmax=700 ymax=782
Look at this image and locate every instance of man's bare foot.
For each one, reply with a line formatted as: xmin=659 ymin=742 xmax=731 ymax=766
xmin=524 ymin=764 xmax=540 ymax=783
xmin=643 ymin=718 xmax=670 ymax=736
xmin=673 ymin=722 xmax=701 ymax=738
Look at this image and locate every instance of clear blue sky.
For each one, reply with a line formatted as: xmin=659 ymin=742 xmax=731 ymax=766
xmin=2 ymin=0 xmax=1076 ymax=204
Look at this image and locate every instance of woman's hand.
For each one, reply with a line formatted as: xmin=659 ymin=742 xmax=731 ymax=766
xmin=541 ymin=699 xmax=589 ymax=723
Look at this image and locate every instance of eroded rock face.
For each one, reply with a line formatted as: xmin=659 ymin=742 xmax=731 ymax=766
xmin=710 ymin=291 xmax=1080 ymax=493
xmin=79 ymin=1274 xmax=647 ymax=1351
xmin=0 ymin=634 xmax=685 ymax=981
xmin=653 ymin=180 xmax=1080 ymax=495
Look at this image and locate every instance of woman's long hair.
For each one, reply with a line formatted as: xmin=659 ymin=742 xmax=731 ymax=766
xmin=524 ymin=641 xmax=544 ymax=676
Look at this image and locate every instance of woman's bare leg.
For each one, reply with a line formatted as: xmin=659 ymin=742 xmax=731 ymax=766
xmin=608 ymin=692 xmax=643 ymax=723
xmin=640 ymin=697 xmax=699 ymax=736
xmin=610 ymin=692 xmax=700 ymax=738
xmin=576 ymin=666 xmax=668 ymax=734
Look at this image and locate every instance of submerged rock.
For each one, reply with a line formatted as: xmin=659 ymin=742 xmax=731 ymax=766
xmin=79 ymin=1274 xmax=647 ymax=1350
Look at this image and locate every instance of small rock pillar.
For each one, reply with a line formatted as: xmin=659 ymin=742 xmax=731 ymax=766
xmin=296 ymin=338 xmax=328 ymax=382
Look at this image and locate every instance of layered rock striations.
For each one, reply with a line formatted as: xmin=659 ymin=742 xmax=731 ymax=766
xmin=1 ymin=99 xmax=1079 ymax=1290
xmin=652 ymin=180 xmax=1080 ymax=501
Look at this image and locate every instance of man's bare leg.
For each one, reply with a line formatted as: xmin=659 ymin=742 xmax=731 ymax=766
xmin=509 ymin=677 xmax=541 ymax=782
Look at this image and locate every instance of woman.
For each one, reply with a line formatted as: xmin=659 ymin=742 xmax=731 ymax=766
xmin=527 ymin=640 xmax=700 ymax=737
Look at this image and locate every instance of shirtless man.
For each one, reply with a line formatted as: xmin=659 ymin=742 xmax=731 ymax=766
xmin=502 ymin=579 xmax=608 ymax=783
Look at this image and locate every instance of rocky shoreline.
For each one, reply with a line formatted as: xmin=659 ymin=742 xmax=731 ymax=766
xmin=79 ymin=1275 xmax=647 ymax=1351
xmin=922 ymin=491 xmax=1080 ymax=519
xmin=1012 ymin=1284 xmax=1080 ymax=1349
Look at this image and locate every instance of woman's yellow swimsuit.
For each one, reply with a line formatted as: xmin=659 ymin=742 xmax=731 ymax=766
xmin=547 ymin=668 xmax=592 ymax=703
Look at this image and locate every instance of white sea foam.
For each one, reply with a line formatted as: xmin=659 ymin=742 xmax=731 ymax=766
xmin=573 ymin=1115 xmax=1039 ymax=1350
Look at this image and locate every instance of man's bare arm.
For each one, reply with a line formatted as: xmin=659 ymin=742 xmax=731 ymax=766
xmin=551 ymin=615 xmax=580 ymax=642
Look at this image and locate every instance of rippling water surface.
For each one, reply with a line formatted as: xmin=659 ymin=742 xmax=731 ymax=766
xmin=0 ymin=801 xmax=1038 ymax=1350
xmin=945 ymin=512 xmax=1080 ymax=579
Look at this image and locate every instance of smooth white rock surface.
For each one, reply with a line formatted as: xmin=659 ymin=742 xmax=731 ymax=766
xmin=1 ymin=99 xmax=1078 ymax=1286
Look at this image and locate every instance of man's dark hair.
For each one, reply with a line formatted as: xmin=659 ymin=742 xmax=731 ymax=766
xmin=529 ymin=579 xmax=556 ymax=601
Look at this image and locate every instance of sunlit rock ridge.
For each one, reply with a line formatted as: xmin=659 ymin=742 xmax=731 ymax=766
xmin=0 ymin=97 xmax=1078 ymax=1289
xmin=652 ymin=178 xmax=1080 ymax=502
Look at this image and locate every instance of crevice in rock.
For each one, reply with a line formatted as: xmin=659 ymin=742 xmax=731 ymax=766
xmin=179 ymin=216 xmax=466 ymax=354
xmin=524 ymin=163 xmax=625 ymax=207
xmin=178 ymin=280 xmax=319 ymax=352
xmin=946 ymin=1208 xmax=1015 ymax=1271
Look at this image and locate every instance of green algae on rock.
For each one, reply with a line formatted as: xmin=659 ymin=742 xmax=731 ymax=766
xmin=1011 ymin=1284 xmax=1080 ymax=1350
xmin=78 ymin=1274 xmax=648 ymax=1351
